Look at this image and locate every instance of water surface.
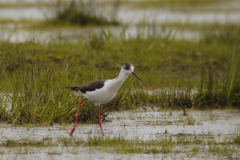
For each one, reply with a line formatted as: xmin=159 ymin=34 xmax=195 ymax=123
xmin=0 ymin=109 xmax=239 ymax=160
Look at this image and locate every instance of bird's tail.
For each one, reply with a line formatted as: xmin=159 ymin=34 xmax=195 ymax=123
xmin=65 ymin=87 xmax=79 ymax=92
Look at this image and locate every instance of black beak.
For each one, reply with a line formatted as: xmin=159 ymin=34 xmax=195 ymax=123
xmin=132 ymin=72 xmax=143 ymax=82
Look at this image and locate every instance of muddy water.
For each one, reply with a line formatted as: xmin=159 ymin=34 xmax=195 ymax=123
xmin=0 ymin=109 xmax=239 ymax=159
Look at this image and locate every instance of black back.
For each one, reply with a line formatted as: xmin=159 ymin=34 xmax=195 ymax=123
xmin=66 ymin=80 xmax=105 ymax=94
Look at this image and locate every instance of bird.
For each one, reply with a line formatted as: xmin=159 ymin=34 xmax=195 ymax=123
xmin=66 ymin=62 xmax=142 ymax=136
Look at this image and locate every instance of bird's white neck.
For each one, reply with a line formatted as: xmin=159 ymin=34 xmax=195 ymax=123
xmin=102 ymin=68 xmax=130 ymax=104
xmin=115 ymin=68 xmax=130 ymax=82
xmin=108 ymin=69 xmax=129 ymax=93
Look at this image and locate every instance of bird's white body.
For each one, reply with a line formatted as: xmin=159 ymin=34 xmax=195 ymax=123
xmin=78 ymin=65 xmax=133 ymax=105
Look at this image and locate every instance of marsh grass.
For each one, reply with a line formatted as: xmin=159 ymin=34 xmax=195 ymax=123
xmin=0 ymin=134 xmax=238 ymax=158
xmin=195 ymin=24 xmax=240 ymax=108
xmin=233 ymin=135 xmax=240 ymax=145
xmin=2 ymin=51 xmax=102 ymax=124
xmin=3 ymin=53 xmax=74 ymax=124
xmin=48 ymin=0 xmax=119 ymax=26
xmin=1 ymin=137 xmax=54 ymax=147
xmin=0 ymin=23 xmax=240 ymax=124
xmin=87 ymin=135 xmax=173 ymax=154
xmin=58 ymin=137 xmax=84 ymax=147
xmin=86 ymin=134 xmax=240 ymax=155
xmin=204 ymin=24 xmax=240 ymax=44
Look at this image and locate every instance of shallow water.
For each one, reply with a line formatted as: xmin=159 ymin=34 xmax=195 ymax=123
xmin=0 ymin=148 xmax=229 ymax=160
xmin=0 ymin=109 xmax=239 ymax=159
xmin=0 ymin=0 xmax=239 ymax=42
xmin=1 ymin=1 xmax=240 ymax=24
xmin=117 ymin=7 xmax=240 ymax=24
xmin=1 ymin=109 xmax=239 ymax=141
xmin=0 ymin=7 xmax=50 ymax=20
xmin=0 ymin=25 xmax=200 ymax=43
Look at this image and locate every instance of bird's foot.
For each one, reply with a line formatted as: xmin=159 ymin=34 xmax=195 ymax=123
xmin=69 ymin=128 xmax=75 ymax=136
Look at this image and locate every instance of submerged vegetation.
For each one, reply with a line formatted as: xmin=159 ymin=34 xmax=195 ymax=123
xmin=0 ymin=134 xmax=239 ymax=158
xmin=87 ymin=136 xmax=174 ymax=154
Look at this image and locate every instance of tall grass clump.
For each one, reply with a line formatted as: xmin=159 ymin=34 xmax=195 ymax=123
xmin=195 ymin=55 xmax=240 ymax=108
xmin=195 ymin=25 xmax=240 ymax=108
xmin=49 ymin=0 xmax=119 ymax=26
xmin=0 ymin=94 xmax=8 ymax=121
xmin=3 ymin=53 xmax=77 ymax=124
xmin=1 ymin=49 xmax=111 ymax=124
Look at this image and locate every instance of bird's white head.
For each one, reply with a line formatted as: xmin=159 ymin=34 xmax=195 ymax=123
xmin=122 ymin=62 xmax=134 ymax=75
xmin=121 ymin=62 xmax=143 ymax=82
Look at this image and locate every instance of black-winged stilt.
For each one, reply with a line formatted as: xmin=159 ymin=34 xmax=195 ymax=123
xmin=66 ymin=62 xmax=142 ymax=136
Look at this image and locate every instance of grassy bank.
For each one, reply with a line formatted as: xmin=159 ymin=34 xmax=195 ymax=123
xmin=0 ymin=24 xmax=240 ymax=124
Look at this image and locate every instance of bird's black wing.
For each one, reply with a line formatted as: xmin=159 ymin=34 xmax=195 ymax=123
xmin=65 ymin=80 xmax=105 ymax=94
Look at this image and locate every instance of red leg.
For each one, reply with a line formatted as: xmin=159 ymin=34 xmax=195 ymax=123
xmin=70 ymin=98 xmax=87 ymax=136
xmin=98 ymin=105 xmax=104 ymax=136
